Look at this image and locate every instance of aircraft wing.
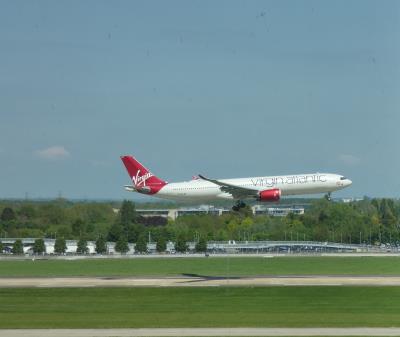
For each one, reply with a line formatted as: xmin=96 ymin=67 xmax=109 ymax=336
xmin=198 ymin=174 xmax=259 ymax=199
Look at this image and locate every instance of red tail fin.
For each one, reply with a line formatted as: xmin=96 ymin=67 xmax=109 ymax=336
xmin=120 ymin=156 xmax=166 ymax=193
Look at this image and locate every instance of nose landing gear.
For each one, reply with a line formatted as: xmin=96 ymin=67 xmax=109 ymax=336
xmin=324 ymin=192 xmax=332 ymax=201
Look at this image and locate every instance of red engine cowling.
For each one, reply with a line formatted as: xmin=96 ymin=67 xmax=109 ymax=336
xmin=258 ymin=188 xmax=281 ymax=202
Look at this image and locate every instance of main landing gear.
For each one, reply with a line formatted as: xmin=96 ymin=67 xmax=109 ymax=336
xmin=232 ymin=200 xmax=246 ymax=211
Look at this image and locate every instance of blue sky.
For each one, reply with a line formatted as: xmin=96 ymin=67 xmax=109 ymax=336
xmin=0 ymin=0 xmax=399 ymax=200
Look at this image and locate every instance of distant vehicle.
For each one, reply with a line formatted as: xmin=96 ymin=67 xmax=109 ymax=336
xmin=121 ymin=155 xmax=352 ymax=211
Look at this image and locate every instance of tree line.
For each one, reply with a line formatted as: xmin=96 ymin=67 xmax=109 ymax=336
xmin=0 ymin=197 xmax=399 ymax=254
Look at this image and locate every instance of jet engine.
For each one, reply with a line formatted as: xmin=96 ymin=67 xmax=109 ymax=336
xmin=258 ymin=188 xmax=281 ymax=202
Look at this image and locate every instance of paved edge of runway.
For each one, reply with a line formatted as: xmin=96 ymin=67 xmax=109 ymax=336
xmin=2 ymin=328 xmax=400 ymax=337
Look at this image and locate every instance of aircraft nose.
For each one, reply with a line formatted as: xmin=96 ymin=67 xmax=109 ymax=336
xmin=347 ymin=179 xmax=352 ymax=186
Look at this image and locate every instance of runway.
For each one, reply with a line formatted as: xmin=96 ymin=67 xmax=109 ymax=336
xmin=2 ymin=328 xmax=400 ymax=337
xmin=2 ymin=275 xmax=400 ymax=287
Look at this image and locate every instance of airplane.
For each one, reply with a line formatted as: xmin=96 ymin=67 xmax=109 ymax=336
xmin=121 ymin=155 xmax=352 ymax=210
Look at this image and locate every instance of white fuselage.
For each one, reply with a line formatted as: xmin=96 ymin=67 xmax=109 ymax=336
xmin=153 ymin=173 xmax=352 ymax=202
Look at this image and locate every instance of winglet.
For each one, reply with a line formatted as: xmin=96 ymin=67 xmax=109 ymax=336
xmin=198 ymin=174 xmax=220 ymax=185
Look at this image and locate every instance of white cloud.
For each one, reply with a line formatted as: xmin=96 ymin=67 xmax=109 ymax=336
xmin=338 ymin=154 xmax=360 ymax=166
xmin=34 ymin=146 xmax=70 ymax=160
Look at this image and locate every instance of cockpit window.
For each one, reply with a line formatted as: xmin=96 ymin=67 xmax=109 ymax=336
xmin=340 ymin=176 xmax=347 ymax=180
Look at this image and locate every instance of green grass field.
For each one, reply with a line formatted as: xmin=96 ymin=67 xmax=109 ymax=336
xmin=0 ymin=287 xmax=399 ymax=328
xmin=0 ymin=256 xmax=399 ymax=277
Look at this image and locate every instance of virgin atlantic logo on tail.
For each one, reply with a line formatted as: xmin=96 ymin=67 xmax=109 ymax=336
xmin=132 ymin=170 xmax=153 ymax=187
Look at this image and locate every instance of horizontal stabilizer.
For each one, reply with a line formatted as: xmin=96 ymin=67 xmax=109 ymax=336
xmin=124 ymin=185 xmax=136 ymax=192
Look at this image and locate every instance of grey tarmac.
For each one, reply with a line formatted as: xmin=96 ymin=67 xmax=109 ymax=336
xmin=2 ymin=275 xmax=400 ymax=287
xmin=2 ymin=328 xmax=400 ymax=337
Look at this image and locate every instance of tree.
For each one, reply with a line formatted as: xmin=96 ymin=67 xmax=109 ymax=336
xmin=19 ymin=204 xmax=36 ymax=219
xmin=116 ymin=200 xmax=138 ymax=243
xmin=119 ymin=200 xmax=136 ymax=226
xmin=38 ymin=204 xmax=65 ymax=225
xmin=33 ymin=239 xmax=46 ymax=254
xmin=135 ymin=235 xmax=147 ymax=253
xmin=107 ymin=223 xmax=124 ymax=242
xmin=227 ymin=219 xmax=239 ymax=239
xmin=72 ymin=218 xmax=85 ymax=237
xmin=175 ymin=235 xmax=188 ymax=253
xmin=1 ymin=207 xmax=15 ymax=222
xmin=156 ymin=237 xmax=167 ymax=253
xmin=95 ymin=236 xmax=107 ymax=254
xmin=76 ymin=239 xmax=89 ymax=254
xmin=195 ymin=237 xmax=207 ymax=253
xmin=238 ymin=205 xmax=254 ymax=218
xmin=115 ymin=236 xmax=129 ymax=254
xmin=12 ymin=239 xmax=23 ymax=255
xmin=380 ymin=199 xmax=396 ymax=227
xmin=126 ymin=223 xmax=145 ymax=243
xmin=54 ymin=237 xmax=67 ymax=254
